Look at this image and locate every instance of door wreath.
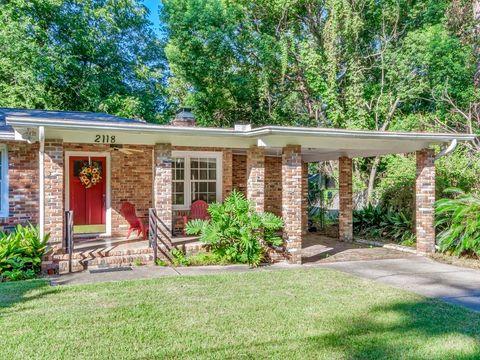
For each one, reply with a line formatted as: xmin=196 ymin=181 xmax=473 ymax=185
xmin=79 ymin=161 xmax=102 ymax=189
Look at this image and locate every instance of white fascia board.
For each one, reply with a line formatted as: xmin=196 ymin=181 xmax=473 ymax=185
xmin=250 ymin=126 xmax=476 ymax=143
xmin=0 ymin=131 xmax=15 ymax=140
xmin=7 ymin=116 xmax=476 ymax=146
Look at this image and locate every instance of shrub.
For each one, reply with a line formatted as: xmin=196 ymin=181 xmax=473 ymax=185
xmin=435 ymin=189 xmax=480 ymax=257
xmin=0 ymin=224 xmax=49 ymax=281
xmin=170 ymin=248 xmax=191 ymax=266
xmin=187 ymin=252 xmax=229 ymax=266
xmin=353 ymin=204 xmax=415 ymax=244
xmin=185 ymin=190 xmax=284 ymax=266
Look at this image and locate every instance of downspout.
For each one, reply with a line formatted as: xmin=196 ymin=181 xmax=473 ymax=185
xmin=434 ymin=139 xmax=457 ymax=161
xmin=432 ymin=139 xmax=457 ymax=252
xmin=38 ymin=126 xmax=45 ymax=239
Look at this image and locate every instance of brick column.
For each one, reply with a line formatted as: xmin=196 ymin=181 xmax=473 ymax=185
xmin=246 ymin=145 xmax=265 ymax=213
xmin=339 ymin=157 xmax=353 ymax=242
xmin=154 ymin=143 xmax=173 ymax=237
xmin=222 ymin=149 xmax=233 ymax=201
xmin=44 ymin=140 xmax=64 ymax=249
xmin=416 ymin=148 xmax=436 ymax=254
xmin=282 ymin=145 xmax=303 ymax=264
xmin=302 ymin=162 xmax=309 ymax=235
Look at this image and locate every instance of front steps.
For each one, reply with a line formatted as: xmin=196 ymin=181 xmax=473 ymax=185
xmin=42 ymin=241 xmax=205 ymax=274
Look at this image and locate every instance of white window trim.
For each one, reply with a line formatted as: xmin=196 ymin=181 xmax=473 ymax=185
xmin=171 ymin=151 xmax=223 ymax=211
xmin=0 ymin=144 xmax=8 ymax=217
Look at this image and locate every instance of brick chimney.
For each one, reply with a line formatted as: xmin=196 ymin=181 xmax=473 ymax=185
xmin=171 ymin=107 xmax=196 ymax=127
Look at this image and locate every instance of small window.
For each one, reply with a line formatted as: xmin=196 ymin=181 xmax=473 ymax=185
xmin=0 ymin=145 xmax=8 ymax=217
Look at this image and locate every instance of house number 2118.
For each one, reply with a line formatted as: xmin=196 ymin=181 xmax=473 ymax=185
xmin=94 ymin=135 xmax=116 ymax=144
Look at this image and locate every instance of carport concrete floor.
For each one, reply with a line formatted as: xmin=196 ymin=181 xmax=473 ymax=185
xmin=302 ymin=234 xmax=414 ymax=263
xmin=313 ymin=256 xmax=480 ymax=312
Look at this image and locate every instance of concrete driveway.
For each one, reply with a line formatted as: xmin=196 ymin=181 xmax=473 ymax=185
xmin=313 ymin=256 xmax=480 ymax=312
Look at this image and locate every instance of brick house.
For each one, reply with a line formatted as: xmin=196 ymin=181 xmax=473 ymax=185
xmin=0 ymin=108 xmax=474 ymax=271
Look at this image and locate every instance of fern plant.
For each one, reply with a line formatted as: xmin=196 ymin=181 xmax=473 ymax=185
xmin=0 ymin=224 xmax=49 ymax=281
xmin=185 ymin=190 xmax=284 ymax=266
xmin=435 ymin=189 xmax=480 ymax=256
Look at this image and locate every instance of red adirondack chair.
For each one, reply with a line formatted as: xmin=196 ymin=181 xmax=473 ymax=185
xmin=183 ymin=200 xmax=210 ymax=234
xmin=120 ymin=202 xmax=147 ymax=240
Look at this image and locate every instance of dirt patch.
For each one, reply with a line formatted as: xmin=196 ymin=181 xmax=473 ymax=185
xmin=431 ymin=253 xmax=480 ymax=270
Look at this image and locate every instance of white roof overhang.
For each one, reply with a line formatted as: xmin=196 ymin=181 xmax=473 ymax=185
xmin=5 ymin=114 xmax=476 ymax=161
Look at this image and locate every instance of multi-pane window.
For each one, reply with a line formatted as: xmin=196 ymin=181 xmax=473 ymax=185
xmin=191 ymin=158 xmax=217 ymax=203
xmin=172 ymin=152 xmax=222 ymax=209
xmin=0 ymin=145 xmax=8 ymax=217
xmin=172 ymin=158 xmax=185 ymax=206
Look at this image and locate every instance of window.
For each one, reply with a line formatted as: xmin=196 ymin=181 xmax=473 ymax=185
xmin=0 ymin=145 xmax=8 ymax=217
xmin=172 ymin=151 xmax=222 ymax=210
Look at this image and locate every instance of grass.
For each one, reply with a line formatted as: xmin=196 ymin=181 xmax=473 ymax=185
xmin=1 ymin=268 xmax=480 ymax=359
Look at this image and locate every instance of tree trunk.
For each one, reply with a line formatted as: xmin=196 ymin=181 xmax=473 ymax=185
xmin=366 ymin=156 xmax=380 ymax=205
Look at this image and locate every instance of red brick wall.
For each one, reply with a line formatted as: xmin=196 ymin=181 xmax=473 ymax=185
xmin=246 ymin=146 xmax=265 ymax=213
xmin=154 ymin=143 xmax=172 ymax=237
xmin=232 ymin=154 xmax=282 ymax=216
xmin=111 ymin=145 xmax=153 ymax=236
xmin=232 ymin=154 xmax=247 ymax=194
xmin=416 ymin=148 xmax=435 ymax=254
xmin=0 ymin=141 xmax=39 ymax=229
xmin=282 ymin=145 xmax=304 ymax=264
xmin=265 ymin=156 xmax=282 ymax=217
xmin=44 ymin=140 xmax=64 ymax=246
xmin=339 ymin=157 xmax=353 ymax=242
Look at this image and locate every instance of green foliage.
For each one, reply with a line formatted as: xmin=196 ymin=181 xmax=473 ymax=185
xmin=353 ymin=205 xmax=415 ymax=244
xmin=162 ymin=0 xmax=477 ymax=132
xmin=0 ymin=0 xmax=168 ymax=121
xmin=435 ymin=189 xmax=480 ymax=257
xmin=185 ymin=190 xmax=284 ymax=266
xmin=170 ymin=248 xmax=191 ymax=266
xmin=187 ymin=252 xmax=229 ymax=266
xmin=0 ymin=224 xmax=49 ymax=281
xmin=155 ymin=259 xmax=168 ymax=267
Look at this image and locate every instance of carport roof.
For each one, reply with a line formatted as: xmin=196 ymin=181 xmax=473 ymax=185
xmin=1 ymin=108 xmax=476 ymax=161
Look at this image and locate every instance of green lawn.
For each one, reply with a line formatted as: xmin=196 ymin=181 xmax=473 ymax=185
xmin=1 ymin=269 xmax=479 ymax=360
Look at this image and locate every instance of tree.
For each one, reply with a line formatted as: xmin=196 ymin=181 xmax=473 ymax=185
xmin=0 ymin=0 xmax=168 ymax=121
xmin=163 ymin=0 xmax=479 ymax=204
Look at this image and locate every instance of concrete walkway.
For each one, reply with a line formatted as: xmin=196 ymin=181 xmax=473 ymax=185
xmin=49 ymin=255 xmax=480 ymax=312
xmin=313 ymin=256 xmax=480 ymax=312
xmin=48 ymin=263 xmax=297 ymax=286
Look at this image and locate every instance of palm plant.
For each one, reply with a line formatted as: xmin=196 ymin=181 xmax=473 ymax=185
xmin=435 ymin=189 xmax=480 ymax=256
xmin=185 ymin=190 xmax=283 ymax=266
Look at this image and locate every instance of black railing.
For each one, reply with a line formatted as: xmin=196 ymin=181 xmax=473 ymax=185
xmin=64 ymin=210 xmax=74 ymax=273
xmin=148 ymin=208 xmax=174 ymax=264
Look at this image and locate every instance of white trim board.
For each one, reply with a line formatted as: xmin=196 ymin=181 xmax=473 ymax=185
xmin=0 ymin=144 xmax=9 ymax=217
xmin=64 ymin=151 xmax=111 ymax=236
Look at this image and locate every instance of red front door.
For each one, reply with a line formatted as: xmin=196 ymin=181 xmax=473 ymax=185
xmin=69 ymin=156 xmax=106 ymax=229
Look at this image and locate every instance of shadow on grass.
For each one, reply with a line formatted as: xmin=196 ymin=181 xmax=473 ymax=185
xmin=0 ymin=279 xmax=55 ymax=317
xmin=306 ymin=299 xmax=480 ymax=359
xmin=157 ymin=298 xmax=480 ymax=359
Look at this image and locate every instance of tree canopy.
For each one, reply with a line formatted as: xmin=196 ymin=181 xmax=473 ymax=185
xmin=162 ymin=0 xmax=478 ymax=131
xmin=1 ymin=0 xmax=479 ymax=208
xmin=0 ymin=0 xmax=168 ymax=121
